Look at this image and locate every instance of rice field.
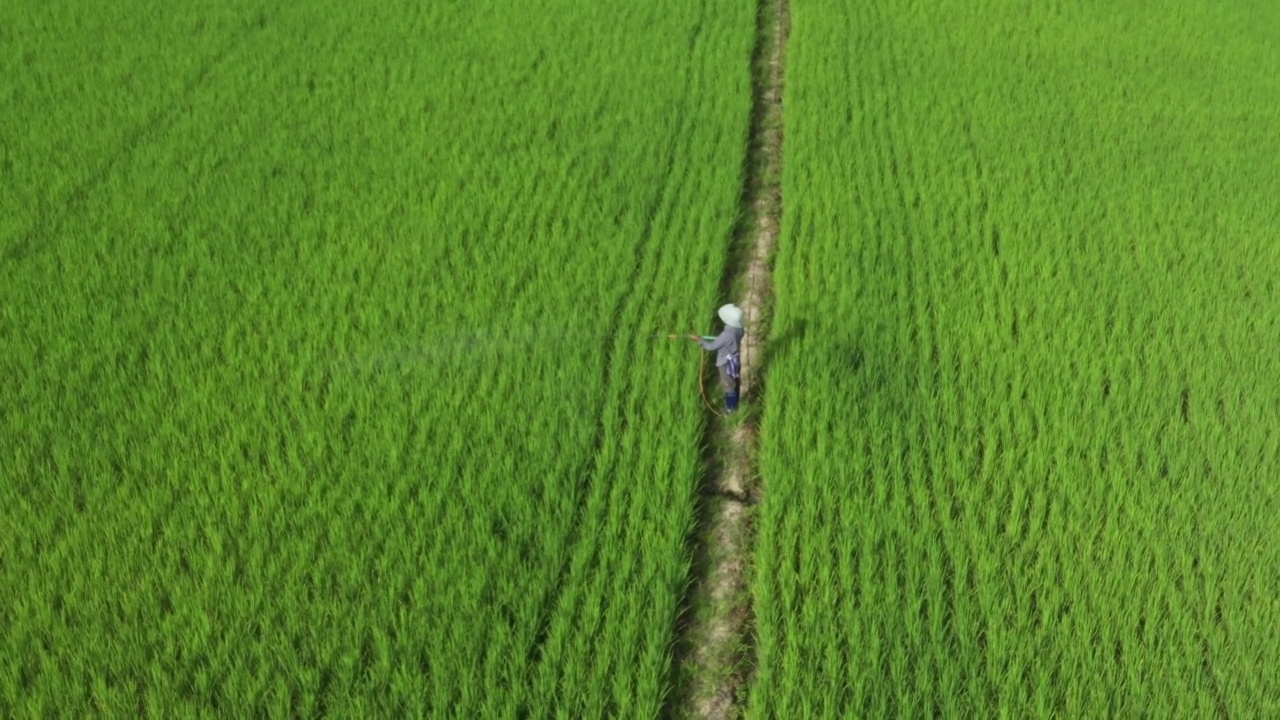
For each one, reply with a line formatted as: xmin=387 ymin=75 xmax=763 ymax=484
xmin=8 ymin=0 xmax=1280 ymax=716
xmin=752 ymin=0 xmax=1280 ymax=715
xmin=1 ymin=0 xmax=755 ymax=714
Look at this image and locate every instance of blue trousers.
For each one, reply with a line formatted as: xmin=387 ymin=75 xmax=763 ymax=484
xmin=718 ymin=363 xmax=740 ymax=412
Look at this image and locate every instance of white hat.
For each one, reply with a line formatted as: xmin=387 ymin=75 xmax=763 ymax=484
xmin=718 ymin=304 xmax=744 ymax=329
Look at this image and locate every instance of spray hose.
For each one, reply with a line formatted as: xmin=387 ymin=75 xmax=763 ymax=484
xmin=665 ymin=334 xmax=726 ymax=418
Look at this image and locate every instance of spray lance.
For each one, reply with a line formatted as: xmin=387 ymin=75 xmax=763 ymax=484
xmin=660 ymin=334 xmax=716 ymax=341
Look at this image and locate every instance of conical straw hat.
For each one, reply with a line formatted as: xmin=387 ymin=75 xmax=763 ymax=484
xmin=718 ymin=304 xmax=744 ymax=329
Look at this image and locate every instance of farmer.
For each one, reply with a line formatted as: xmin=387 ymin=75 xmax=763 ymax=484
xmin=690 ymin=304 xmax=744 ymax=413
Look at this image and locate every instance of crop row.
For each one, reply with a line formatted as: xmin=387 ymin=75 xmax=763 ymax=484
xmin=1 ymin=0 xmax=755 ymax=714
xmin=751 ymin=0 xmax=1280 ymax=716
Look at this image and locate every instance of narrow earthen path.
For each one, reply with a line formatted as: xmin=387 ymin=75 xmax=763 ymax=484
xmin=675 ymin=0 xmax=787 ymax=716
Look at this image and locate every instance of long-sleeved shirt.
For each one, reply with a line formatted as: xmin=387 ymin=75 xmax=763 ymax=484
xmin=699 ymin=326 xmax=744 ymax=367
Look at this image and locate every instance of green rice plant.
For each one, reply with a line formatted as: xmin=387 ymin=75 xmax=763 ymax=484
xmin=752 ymin=0 xmax=1280 ymax=716
xmin=1 ymin=0 xmax=755 ymax=714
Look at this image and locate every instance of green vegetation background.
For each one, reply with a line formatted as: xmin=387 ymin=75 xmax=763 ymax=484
xmin=753 ymin=0 xmax=1280 ymax=715
xmin=1 ymin=0 xmax=754 ymax=714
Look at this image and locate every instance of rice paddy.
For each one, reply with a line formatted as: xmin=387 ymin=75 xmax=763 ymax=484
xmin=5 ymin=0 xmax=1279 ymax=716
xmin=751 ymin=0 xmax=1280 ymax=715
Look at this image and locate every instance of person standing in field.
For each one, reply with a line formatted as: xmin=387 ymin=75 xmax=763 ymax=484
xmin=690 ymin=304 xmax=744 ymax=413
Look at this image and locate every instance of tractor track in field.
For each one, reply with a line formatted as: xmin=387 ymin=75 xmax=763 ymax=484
xmin=671 ymin=0 xmax=787 ymax=716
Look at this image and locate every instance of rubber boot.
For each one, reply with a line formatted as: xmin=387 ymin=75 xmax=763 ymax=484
xmin=725 ymin=391 xmax=739 ymax=413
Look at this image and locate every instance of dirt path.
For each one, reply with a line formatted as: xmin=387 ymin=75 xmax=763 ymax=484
xmin=674 ymin=0 xmax=787 ymax=716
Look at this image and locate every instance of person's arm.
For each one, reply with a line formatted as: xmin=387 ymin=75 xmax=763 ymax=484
xmin=692 ymin=329 xmax=730 ymax=351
